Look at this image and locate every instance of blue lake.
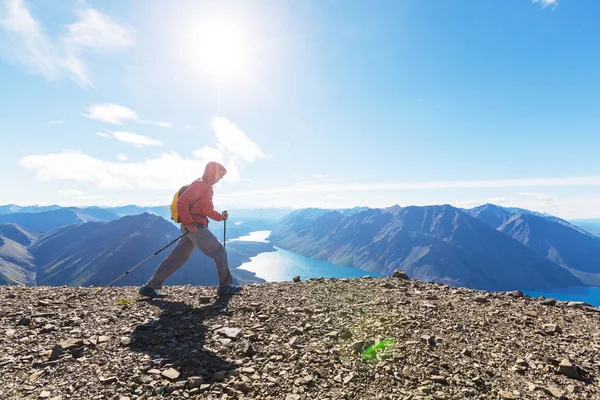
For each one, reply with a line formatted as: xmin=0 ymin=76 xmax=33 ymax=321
xmin=236 ymin=234 xmax=385 ymax=282
xmin=235 ymin=230 xmax=384 ymax=281
xmin=524 ymin=286 xmax=600 ymax=307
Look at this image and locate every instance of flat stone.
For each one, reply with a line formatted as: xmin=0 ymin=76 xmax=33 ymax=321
xmin=97 ymin=336 xmax=109 ymax=344
xmin=567 ymin=301 xmax=588 ymax=308
xmin=544 ymin=385 xmax=564 ymax=398
xmin=39 ymin=391 xmax=51 ymax=398
xmin=293 ymin=275 xmax=301 ymax=283
xmin=59 ymin=338 xmax=84 ymax=350
xmin=119 ymin=337 xmax=131 ymax=346
xmin=558 ymin=359 xmax=580 ymax=379
xmin=215 ymin=327 xmax=242 ymax=340
xmin=473 ymin=297 xmax=489 ymax=304
xmin=188 ymin=376 xmax=203 ymax=389
xmin=540 ymin=298 xmax=556 ymax=306
xmin=542 ymin=324 xmax=561 ymax=335
xmin=99 ymin=376 xmax=118 ymax=384
xmin=198 ymin=296 xmax=212 ymax=304
xmin=507 ymin=290 xmax=524 ymax=298
xmin=161 ymin=368 xmax=180 ymax=381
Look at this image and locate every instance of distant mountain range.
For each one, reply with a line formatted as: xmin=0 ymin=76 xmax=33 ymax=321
xmin=0 ymin=224 xmax=37 ymax=285
xmin=270 ymin=204 xmax=598 ymax=291
xmin=0 ymin=213 xmax=270 ymax=287
xmin=467 ymin=204 xmax=600 ymax=285
xmin=3 ymin=202 xmax=600 ymax=292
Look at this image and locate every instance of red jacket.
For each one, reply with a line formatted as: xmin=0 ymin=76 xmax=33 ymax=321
xmin=177 ymin=162 xmax=227 ymax=226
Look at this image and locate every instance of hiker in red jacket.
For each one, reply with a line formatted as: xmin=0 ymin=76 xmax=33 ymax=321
xmin=139 ymin=161 xmax=242 ymax=297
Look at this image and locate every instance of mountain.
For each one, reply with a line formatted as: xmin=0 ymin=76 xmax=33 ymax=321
xmin=102 ymin=205 xmax=171 ymax=220
xmin=0 ymin=223 xmax=38 ymax=246
xmin=29 ymin=213 xmax=216 ymax=287
xmin=28 ymin=213 xmax=266 ymax=287
xmin=0 ymin=208 xmax=121 ymax=232
xmin=0 ymin=204 xmax=62 ymax=214
xmin=0 ymin=224 xmax=36 ymax=285
xmin=270 ymin=205 xmax=582 ymax=291
xmin=467 ymin=204 xmax=600 ymax=285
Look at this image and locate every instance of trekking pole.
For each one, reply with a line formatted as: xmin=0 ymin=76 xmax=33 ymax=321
xmin=223 ymin=211 xmax=227 ymax=250
xmin=96 ymin=231 xmax=188 ymax=294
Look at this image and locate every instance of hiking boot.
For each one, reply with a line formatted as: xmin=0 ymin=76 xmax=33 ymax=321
xmin=139 ymin=285 xmax=166 ymax=299
xmin=217 ymin=285 xmax=242 ymax=296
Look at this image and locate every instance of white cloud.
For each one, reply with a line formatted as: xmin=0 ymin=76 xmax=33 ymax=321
xmin=117 ymin=154 xmax=128 ymax=161
xmin=184 ymin=124 xmax=194 ymax=130
xmin=84 ymin=103 xmax=138 ymax=125
xmin=83 ymin=103 xmax=171 ymax=128
xmin=58 ymin=189 xmax=83 ymax=196
xmin=140 ymin=120 xmax=172 ymax=129
xmin=0 ymin=1 xmax=134 ymax=87
xmin=65 ymin=9 xmax=134 ymax=49
xmin=20 ymin=151 xmax=205 ymax=190
xmin=212 ymin=117 xmax=267 ymax=163
xmin=95 ymin=131 xmax=111 ymax=138
xmin=112 ymin=131 xmax=162 ymax=148
xmin=532 ymin=0 xmax=558 ymax=9
xmin=19 ymin=118 xmax=267 ymax=190
xmin=42 ymin=119 xmax=64 ymax=126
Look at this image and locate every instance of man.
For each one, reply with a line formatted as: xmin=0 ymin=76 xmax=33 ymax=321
xmin=139 ymin=161 xmax=242 ymax=298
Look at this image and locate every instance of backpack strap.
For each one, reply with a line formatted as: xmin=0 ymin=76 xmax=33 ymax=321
xmin=188 ymin=178 xmax=207 ymax=220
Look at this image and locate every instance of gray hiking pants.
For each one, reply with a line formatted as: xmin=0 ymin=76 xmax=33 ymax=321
xmin=146 ymin=225 xmax=232 ymax=290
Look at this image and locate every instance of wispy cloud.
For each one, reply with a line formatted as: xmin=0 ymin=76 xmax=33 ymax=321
xmin=19 ymin=117 xmax=267 ymax=189
xmin=116 ymin=154 xmax=128 ymax=161
xmin=112 ymin=131 xmax=162 ymax=148
xmin=84 ymin=103 xmax=138 ymax=125
xmin=42 ymin=119 xmax=64 ymax=126
xmin=64 ymin=9 xmax=134 ymax=49
xmin=193 ymin=117 xmax=268 ymax=182
xmin=95 ymin=130 xmax=162 ymax=148
xmin=83 ymin=103 xmax=171 ymax=128
xmin=0 ymin=1 xmax=134 ymax=87
xmin=532 ymin=0 xmax=558 ymax=9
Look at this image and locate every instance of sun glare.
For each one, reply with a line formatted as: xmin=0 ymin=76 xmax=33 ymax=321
xmin=192 ymin=21 xmax=248 ymax=78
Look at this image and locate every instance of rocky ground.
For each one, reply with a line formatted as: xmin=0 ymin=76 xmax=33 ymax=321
xmin=1 ymin=274 xmax=600 ymax=400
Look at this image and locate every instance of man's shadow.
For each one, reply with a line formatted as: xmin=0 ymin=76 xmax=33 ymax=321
xmin=129 ymin=295 xmax=234 ymax=388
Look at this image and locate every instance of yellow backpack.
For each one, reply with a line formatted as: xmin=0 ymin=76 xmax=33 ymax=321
xmin=170 ymin=185 xmax=189 ymax=223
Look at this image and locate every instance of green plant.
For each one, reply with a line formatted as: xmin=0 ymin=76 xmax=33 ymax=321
xmin=362 ymin=339 xmax=394 ymax=361
xmin=116 ymin=298 xmax=133 ymax=306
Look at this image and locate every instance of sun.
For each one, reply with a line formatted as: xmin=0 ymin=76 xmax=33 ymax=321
xmin=191 ymin=21 xmax=248 ymax=78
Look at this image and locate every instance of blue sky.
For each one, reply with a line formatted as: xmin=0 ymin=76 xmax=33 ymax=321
xmin=1 ymin=0 xmax=600 ymax=219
